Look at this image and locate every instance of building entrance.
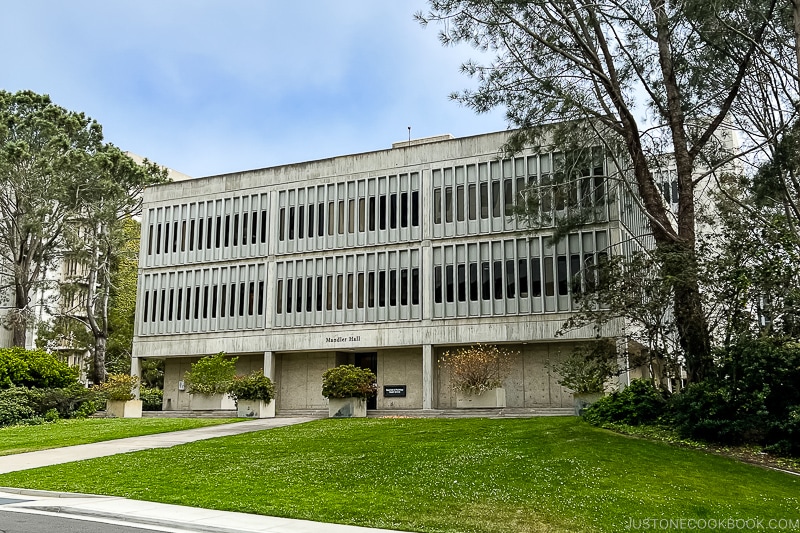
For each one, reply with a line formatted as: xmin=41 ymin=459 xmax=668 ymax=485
xmin=354 ymin=352 xmax=378 ymax=410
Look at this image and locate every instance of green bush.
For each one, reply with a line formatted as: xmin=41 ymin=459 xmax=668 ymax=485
xmin=583 ymin=379 xmax=668 ymax=426
xmin=0 ymin=387 xmax=37 ymax=426
xmin=229 ymin=371 xmax=275 ymax=403
xmin=184 ymin=352 xmax=238 ymax=396
xmin=0 ymin=347 xmax=78 ymax=389
xmin=93 ymin=373 xmax=137 ymax=401
xmin=322 ymin=365 xmax=377 ymax=399
xmin=140 ymin=387 xmax=163 ymax=411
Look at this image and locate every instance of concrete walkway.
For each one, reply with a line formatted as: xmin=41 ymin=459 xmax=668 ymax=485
xmin=0 ymin=418 xmax=410 ymax=532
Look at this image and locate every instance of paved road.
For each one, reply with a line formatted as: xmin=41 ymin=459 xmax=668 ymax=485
xmin=0 ymin=509 xmax=185 ymax=533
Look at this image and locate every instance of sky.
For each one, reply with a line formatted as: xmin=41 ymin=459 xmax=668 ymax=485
xmin=0 ymin=1 xmax=508 ymax=178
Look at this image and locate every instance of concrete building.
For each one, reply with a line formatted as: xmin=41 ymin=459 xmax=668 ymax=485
xmin=133 ymin=130 xmax=644 ymax=414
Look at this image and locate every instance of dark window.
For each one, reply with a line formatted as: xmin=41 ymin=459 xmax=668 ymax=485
xmin=506 ymin=260 xmax=516 ymax=298
xmin=379 ymin=195 xmax=387 ymax=230
xmin=492 ymin=180 xmax=501 ymax=217
xmin=240 ymin=283 xmax=246 ymax=316
xmin=251 ymin=212 xmax=257 ymax=244
xmin=571 ymin=254 xmax=582 ymax=294
xmin=173 ymin=221 xmax=179 ymax=252
xmin=457 ymin=264 xmax=466 ymax=302
xmin=229 ymin=283 xmax=236 ymax=316
xmin=143 ymin=292 xmax=149 ymax=322
xmin=368 ymin=272 xmax=375 ymax=307
xmin=307 ymin=206 xmax=314 ymax=238
xmin=504 ymin=178 xmax=514 ymax=216
xmin=185 ymin=288 xmax=191 ymax=320
xmin=220 ymin=285 xmax=227 ymax=318
xmin=347 ymin=274 xmax=354 ymax=309
xmin=281 ymin=279 xmax=288 ymax=315
xmin=164 ymin=224 xmax=170 ymax=254
xmin=233 ymin=214 xmax=240 ymax=245
xmin=287 ymin=208 xmax=294 ymax=240
xmin=348 ymin=199 xmax=355 ymax=233
xmin=318 ymin=203 xmax=325 ymax=236
xmin=326 ymin=275 xmax=333 ymax=311
xmin=181 ymin=221 xmax=187 ymax=251
xmin=224 ymin=215 xmax=230 ymax=247
xmin=456 ymin=185 xmax=465 ymax=222
xmin=446 ymin=265 xmax=454 ymax=303
xmin=400 ymin=192 xmax=408 ymax=227
xmin=260 ymin=211 xmax=267 ymax=243
xmin=357 ymin=273 xmax=365 ymax=308
xmin=316 ymin=276 xmax=323 ymax=311
xmin=210 ymin=286 xmax=217 ymax=319
xmin=480 ymin=183 xmax=489 ymax=219
xmin=519 ymin=259 xmax=529 ymax=298
xmin=297 ymin=206 xmax=304 ymax=240
xmin=242 ymin=212 xmax=248 ymax=245
xmin=389 ymin=270 xmax=397 ymax=306
xmin=194 ymin=286 xmax=200 ymax=319
xmin=434 ymin=188 xmax=442 ymax=224
xmin=197 ymin=218 xmax=203 ymax=250
xmin=493 ymin=261 xmax=503 ymax=299
xmin=544 ymin=257 xmax=554 ymax=296
xmin=400 ymin=268 xmax=408 ymax=305
xmin=434 ymin=266 xmax=442 ymax=304
xmin=469 ymin=263 xmax=478 ymax=301
xmin=258 ymin=281 xmax=264 ymax=315
xmin=306 ymin=278 xmax=313 ymax=312
xmin=327 ymin=202 xmax=334 ymax=235
xmin=147 ymin=225 xmax=153 ymax=255
xmin=168 ymin=289 xmax=174 ymax=321
xmin=445 ymin=187 xmax=453 ymax=223
xmin=202 ymin=286 xmax=208 ymax=319
xmin=389 ymin=194 xmax=397 ymax=229
xmin=671 ymin=180 xmax=678 ymax=204
xmin=338 ymin=200 xmax=344 ymax=234
xmin=156 ymin=224 xmax=162 ymax=254
xmin=411 ymin=191 xmax=419 ymax=227
xmin=189 ymin=220 xmax=195 ymax=251
xmin=160 ymin=289 xmax=166 ymax=321
xmin=207 ymin=217 xmax=213 ymax=249
xmin=279 ymin=208 xmax=285 ymax=241
xmin=557 ymin=256 xmax=568 ymax=295
xmin=468 ymin=184 xmax=477 ymax=220
xmin=152 ymin=291 xmax=158 ymax=322
xmin=368 ymin=197 xmax=376 ymax=231
xmin=481 ymin=262 xmax=491 ymax=300
xmin=249 ymin=282 xmax=255 ymax=315
xmin=411 ymin=267 xmax=419 ymax=305
xmin=216 ymin=216 xmax=222 ymax=248
xmin=177 ymin=288 xmax=183 ymax=319
xmin=296 ymin=278 xmax=302 ymax=313
xmin=358 ymin=199 xmax=365 ymax=232
xmin=379 ymin=271 xmax=386 ymax=307
xmin=336 ymin=275 xmax=343 ymax=310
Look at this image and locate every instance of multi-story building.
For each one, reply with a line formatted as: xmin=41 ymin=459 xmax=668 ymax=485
xmin=133 ymin=130 xmax=643 ymax=414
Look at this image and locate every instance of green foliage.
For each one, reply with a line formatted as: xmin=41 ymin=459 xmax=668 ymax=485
xmin=321 ymin=365 xmax=377 ymax=399
xmin=551 ymin=342 xmax=616 ymax=394
xmin=35 ymin=383 xmax=99 ymax=419
xmin=583 ymin=380 xmax=669 ymax=426
xmin=0 ymin=347 xmax=78 ymax=389
xmin=439 ymin=344 xmax=514 ymax=394
xmin=184 ymin=353 xmax=238 ymax=396
xmin=228 ymin=371 xmax=274 ymax=403
xmin=93 ymin=373 xmax=137 ymax=401
xmin=0 ymin=387 xmax=37 ymax=426
xmin=139 ymin=387 xmax=163 ymax=411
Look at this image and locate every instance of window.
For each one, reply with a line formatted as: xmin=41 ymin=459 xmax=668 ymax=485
xmin=481 ymin=262 xmax=491 ymax=300
xmin=506 ymin=260 xmax=515 ymax=298
xmin=147 ymin=225 xmax=154 ymax=255
xmin=492 ymin=180 xmax=501 ymax=217
xmin=504 ymin=178 xmax=513 ymax=216
xmin=279 ymin=208 xmax=285 ymax=241
xmin=400 ymin=269 xmax=408 ymax=305
xmin=368 ymin=197 xmax=376 ymax=231
xmin=260 ymin=211 xmax=267 ymax=243
xmin=379 ymin=271 xmax=386 ymax=307
xmin=434 ymin=266 xmax=442 ymax=304
xmin=493 ymin=261 xmax=503 ymax=299
xmin=379 ymin=195 xmax=387 ymax=230
xmin=456 ymin=185 xmax=465 ymax=221
xmin=164 ymin=224 xmax=170 ymax=254
xmin=358 ymin=198 xmax=365 ymax=232
xmin=224 ymin=215 xmax=230 ymax=247
xmin=571 ymin=254 xmax=582 ymax=294
xmin=411 ymin=268 xmax=419 ymax=305
xmin=389 ymin=270 xmax=397 ymax=306
xmin=338 ymin=200 xmax=345 ymax=234
xmin=251 ymin=212 xmax=257 ymax=244
xmin=306 ymin=277 xmax=313 ymax=312
xmin=234 ymin=213 xmax=240 ymax=245
xmin=202 ymin=286 xmax=208 ymax=319
xmin=336 ymin=274 xmax=343 ymax=310
xmin=457 ymin=264 xmax=466 ymax=302
xmin=518 ymin=259 xmax=529 ymax=298
xmin=156 ymin=224 xmax=161 ymax=254
xmin=433 ymin=188 xmax=442 ymax=224
xmin=328 ymin=202 xmax=334 ymax=235
xmin=357 ymin=273 xmax=365 ymax=308
xmin=189 ymin=220 xmax=195 ymax=251
xmin=316 ymin=276 xmax=323 ymax=311
xmin=307 ymin=205 xmax=314 ymax=238
xmin=297 ymin=206 xmax=304 ymax=239
xmin=194 ymin=286 xmax=200 ymax=319
xmin=400 ymin=192 xmax=408 ymax=227
xmin=286 ymin=279 xmax=293 ymax=314
xmin=160 ymin=289 xmax=166 ymax=321
xmin=544 ymin=257 xmax=554 ymax=296
xmin=318 ymin=203 xmax=325 ymax=236
xmin=295 ymin=278 xmax=302 ymax=313
xmin=368 ymin=272 xmax=375 ymax=307
xmin=220 ymin=285 xmax=226 ymax=317
xmin=287 ymin=209 xmax=294 ymax=240
xmin=241 ymin=213 xmax=248 ymax=245
xmin=173 ymin=221 xmax=179 ymax=252
xmin=186 ymin=288 xmax=192 ymax=320
xmin=177 ymin=288 xmax=183 ymax=319
xmin=468 ymin=184 xmax=477 ymax=220
xmin=557 ymin=256 xmax=568 ymax=295
xmin=152 ymin=291 xmax=158 ymax=322
xmin=143 ymin=292 xmax=149 ymax=322
xmin=208 ymin=217 xmax=214 ymax=249
xmin=229 ymin=283 xmax=236 ymax=317
xmin=258 ymin=281 xmax=264 ymax=315
xmin=390 ymin=193 xmax=397 ymax=229
xmin=480 ymin=183 xmax=489 ymax=219
xmin=168 ymin=289 xmax=174 ymax=320
xmin=348 ymin=199 xmax=355 ymax=233
xmin=240 ymin=283 xmax=246 ymax=316
xmin=181 ymin=221 xmax=187 ymax=251
xmin=216 ymin=217 xmax=222 ymax=248
xmin=469 ymin=263 xmax=478 ymax=301
xmin=411 ymin=191 xmax=419 ymax=226
xmin=445 ymin=187 xmax=453 ymax=223
xmin=347 ymin=274 xmax=354 ymax=309
xmin=446 ymin=265 xmax=454 ymax=303
xmin=326 ymin=275 xmax=333 ymax=310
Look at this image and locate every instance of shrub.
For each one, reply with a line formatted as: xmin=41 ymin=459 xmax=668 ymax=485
xmin=583 ymin=379 xmax=668 ymax=426
xmin=184 ymin=352 xmax=238 ymax=396
xmin=322 ymin=365 xmax=377 ymax=399
xmin=229 ymin=371 xmax=275 ymax=403
xmin=94 ymin=373 xmax=138 ymax=401
xmin=140 ymin=387 xmax=163 ymax=411
xmin=551 ymin=341 xmax=616 ymax=394
xmin=36 ymin=383 xmax=99 ymax=419
xmin=439 ymin=344 xmax=514 ymax=394
xmin=0 ymin=387 xmax=37 ymax=426
xmin=0 ymin=347 xmax=78 ymax=389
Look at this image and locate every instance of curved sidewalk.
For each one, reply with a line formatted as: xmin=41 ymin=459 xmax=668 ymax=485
xmin=0 ymin=417 xmax=408 ymax=532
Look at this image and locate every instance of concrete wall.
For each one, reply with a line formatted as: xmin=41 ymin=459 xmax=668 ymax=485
xmin=375 ymin=348 xmax=423 ymax=409
xmin=435 ymin=342 xmax=577 ymax=409
xmin=276 ymin=351 xmax=337 ymax=410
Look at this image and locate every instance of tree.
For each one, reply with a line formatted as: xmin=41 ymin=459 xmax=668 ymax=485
xmin=418 ymin=0 xmax=780 ymax=382
xmin=63 ymin=147 xmax=167 ymax=383
xmin=0 ymin=90 xmax=103 ymax=347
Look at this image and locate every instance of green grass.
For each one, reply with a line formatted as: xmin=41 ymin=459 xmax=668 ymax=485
xmin=0 ymin=418 xmax=243 ymax=455
xmin=0 ymin=417 xmax=796 ymax=533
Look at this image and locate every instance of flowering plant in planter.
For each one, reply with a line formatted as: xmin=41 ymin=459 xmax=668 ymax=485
xmin=321 ymin=364 xmax=377 ymax=399
xmin=94 ymin=373 xmax=138 ymax=401
xmin=439 ymin=344 xmax=514 ymax=394
xmin=228 ymin=370 xmax=275 ymax=403
xmin=183 ymin=352 xmax=238 ymax=396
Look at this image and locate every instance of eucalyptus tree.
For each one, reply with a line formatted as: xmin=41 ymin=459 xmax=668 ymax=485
xmin=0 ymin=90 xmax=103 ymax=347
xmin=418 ymin=0 xmax=780 ymax=382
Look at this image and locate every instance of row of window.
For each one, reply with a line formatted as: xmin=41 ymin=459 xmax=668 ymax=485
xmin=432 ymin=231 xmax=609 ymax=317
xmin=143 ymin=194 xmax=270 ymax=268
xmin=274 ymin=249 xmax=422 ymax=327
xmin=137 ymin=264 xmax=268 ymax=335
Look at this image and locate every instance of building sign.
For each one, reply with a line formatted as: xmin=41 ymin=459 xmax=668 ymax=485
xmin=325 ymin=335 xmax=362 ymax=343
xmin=383 ymin=385 xmax=407 ymax=398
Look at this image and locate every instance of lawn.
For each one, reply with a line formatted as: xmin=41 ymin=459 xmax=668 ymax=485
xmin=0 ymin=418 xmax=242 ymax=456
xmin=0 ymin=417 xmax=795 ymax=533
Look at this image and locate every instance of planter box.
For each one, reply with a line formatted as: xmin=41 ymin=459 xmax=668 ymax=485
xmin=573 ymin=392 xmax=604 ymax=416
xmin=456 ymin=387 xmax=506 ymax=408
xmin=106 ymin=399 xmax=142 ymax=418
xmin=189 ymin=393 xmax=236 ymax=411
xmin=236 ymin=399 xmax=275 ymax=418
xmin=328 ymin=397 xmax=367 ymax=418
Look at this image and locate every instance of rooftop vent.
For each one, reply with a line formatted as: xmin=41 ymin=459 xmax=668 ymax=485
xmin=392 ymin=134 xmax=454 ymax=149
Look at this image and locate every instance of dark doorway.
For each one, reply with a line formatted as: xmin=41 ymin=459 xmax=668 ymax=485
xmin=355 ymin=352 xmax=378 ymax=410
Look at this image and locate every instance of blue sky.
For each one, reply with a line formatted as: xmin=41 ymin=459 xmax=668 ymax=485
xmin=0 ymin=1 xmax=508 ymax=178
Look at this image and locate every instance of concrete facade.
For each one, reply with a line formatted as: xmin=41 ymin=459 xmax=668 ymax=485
xmin=133 ymin=130 xmax=637 ymax=413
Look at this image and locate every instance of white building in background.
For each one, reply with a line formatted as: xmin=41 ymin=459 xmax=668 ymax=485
xmin=132 ymin=130 xmax=652 ymax=414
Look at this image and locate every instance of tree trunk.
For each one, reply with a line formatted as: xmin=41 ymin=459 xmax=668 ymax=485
xmin=12 ymin=284 xmax=28 ymax=347
xmin=93 ymin=335 xmax=108 ymax=385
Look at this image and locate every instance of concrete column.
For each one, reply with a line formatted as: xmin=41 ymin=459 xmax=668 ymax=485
xmin=263 ymin=351 xmax=276 ymax=381
xmin=422 ymin=344 xmax=434 ymax=410
xmin=130 ymin=356 xmax=141 ymax=399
